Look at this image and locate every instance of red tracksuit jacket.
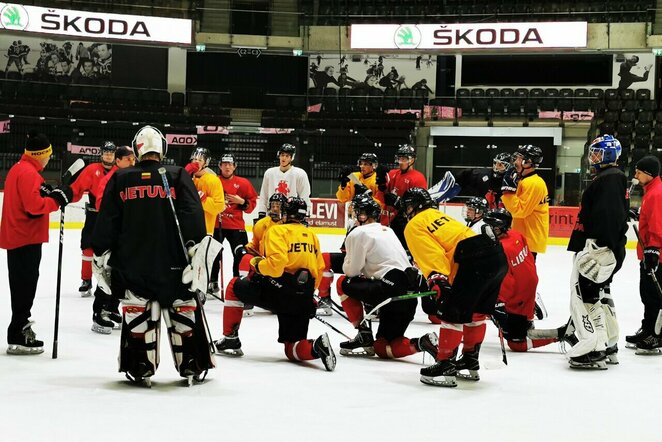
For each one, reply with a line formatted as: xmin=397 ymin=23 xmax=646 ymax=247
xmin=638 ymin=176 xmax=662 ymax=260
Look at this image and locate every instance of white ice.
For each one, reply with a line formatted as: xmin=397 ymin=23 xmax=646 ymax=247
xmin=0 ymin=229 xmax=658 ymax=442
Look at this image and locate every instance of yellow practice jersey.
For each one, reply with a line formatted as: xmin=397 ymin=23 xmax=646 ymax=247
xmin=501 ymin=172 xmax=549 ymax=254
xmin=335 ymin=171 xmax=384 ymax=208
xmin=246 ymin=216 xmax=276 ymax=256
xmin=256 ymin=222 xmax=326 ymax=289
xmin=193 ymin=171 xmax=226 ymax=234
xmin=404 ymin=208 xmax=476 ymax=282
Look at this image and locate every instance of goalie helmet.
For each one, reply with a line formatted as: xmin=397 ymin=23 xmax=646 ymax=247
xmin=268 ymin=192 xmax=287 ymax=221
xmin=277 ymin=143 xmax=296 ymax=160
xmin=357 ymin=152 xmax=378 ymax=166
xmin=462 ymin=197 xmax=489 ymax=222
xmin=132 ymin=125 xmax=167 ymax=160
xmin=282 ymin=196 xmax=307 ymax=222
xmin=588 ymin=135 xmax=621 ymax=171
xmin=395 ymin=145 xmax=416 ymax=161
xmin=483 ymin=208 xmax=513 ymax=234
xmin=401 ymin=187 xmax=435 ymax=219
xmin=190 ymin=147 xmax=211 ymax=168
xmin=352 ymin=193 xmax=381 ymax=222
xmin=515 ymin=145 xmax=543 ymax=167
xmin=493 ymin=152 xmax=511 ymax=175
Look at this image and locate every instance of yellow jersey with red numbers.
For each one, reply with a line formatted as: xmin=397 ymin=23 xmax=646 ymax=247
xmin=255 ymin=222 xmax=326 ymax=289
xmin=193 ymin=170 xmax=226 ymax=234
xmin=404 ymin=208 xmax=476 ymax=282
xmin=501 ymin=172 xmax=549 ymax=254
xmin=246 ymin=216 xmax=276 ymax=256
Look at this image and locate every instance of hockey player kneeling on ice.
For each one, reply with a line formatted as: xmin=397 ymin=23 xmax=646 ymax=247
xmin=564 ymin=135 xmax=628 ymax=369
xmin=92 ymin=125 xmax=215 ymax=386
xmin=402 ymin=188 xmax=507 ymax=387
xmin=482 ymin=209 xmax=567 ymax=351
xmin=215 ymin=197 xmax=336 ymax=372
xmin=335 ymin=194 xmax=438 ymax=359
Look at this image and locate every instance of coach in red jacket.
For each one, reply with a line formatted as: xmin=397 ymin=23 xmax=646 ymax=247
xmin=630 ymin=156 xmax=662 ymax=352
xmin=0 ymin=132 xmax=71 ymax=354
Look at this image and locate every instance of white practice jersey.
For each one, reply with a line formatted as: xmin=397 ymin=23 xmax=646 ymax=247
xmin=343 ymin=222 xmax=410 ymax=280
xmin=258 ymin=166 xmax=312 ymax=214
xmin=468 ymin=219 xmax=486 ymax=234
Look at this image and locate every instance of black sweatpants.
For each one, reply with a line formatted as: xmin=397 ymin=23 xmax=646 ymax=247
xmin=639 ymin=263 xmax=662 ymax=332
xmin=6 ymin=244 xmax=42 ymax=339
xmin=212 ymin=227 xmax=248 ymax=279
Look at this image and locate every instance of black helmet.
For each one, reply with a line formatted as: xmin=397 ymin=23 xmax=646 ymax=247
xmin=268 ymin=192 xmax=287 ymax=221
xmin=277 ymin=143 xmax=296 ymax=159
xmin=283 ymin=196 xmax=307 ymax=222
xmin=401 ymin=187 xmax=435 ymax=219
xmin=352 ymin=193 xmax=381 ymax=221
xmin=483 ymin=208 xmax=513 ymax=233
xmin=220 ymin=153 xmax=235 ymax=164
xmin=101 ymin=140 xmax=116 ymax=153
xmin=190 ymin=147 xmax=211 ymax=168
xmin=515 ymin=145 xmax=543 ymax=167
xmin=395 ymin=145 xmax=416 ymax=161
xmin=357 ymin=152 xmax=378 ymax=166
xmin=463 ymin=197 xmax=488 ymax=222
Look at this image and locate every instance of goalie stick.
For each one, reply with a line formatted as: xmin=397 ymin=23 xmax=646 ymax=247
xmin=429 ymin=171 xmax=461 ymax=203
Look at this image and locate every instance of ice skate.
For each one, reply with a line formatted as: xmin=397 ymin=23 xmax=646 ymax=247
xmin=534 ymin=292 xmax=548 ymax=320
xmin=569 ymin=351 xmax=608 ymax=370
xmin=412 ymin=332 xmax=438 ymax=359
xmin=91 ymin=311 xmax=113 ymax=335
xmin=625 ymin=328 xmax=647 ymax=349
xmin=79 ymin=279 xmax=92 ymax=298
xmin=214 ymin=333 xmax=243 ymax=356
xmin=420 ymin=359 xmax=457 ymax=388
xmin=6 ymin=322 xmax=44 ymax=355
xmin=316 ymin=297 xmax=333 ymax=316
xmin=209 ymin=282 xmax=220 ymax=294
xmin=455 ymin=344 xmax=481 ymax=381
xmin=605 ymin=344 xmax=619 ymax=364
xmin=125 ymin=363 xmax=153 ymax=388
xmin=313 ymin=333 xmax=337 ymax=371
xmin=339 ymin=328 xmax=375 ymax=357
xmin=181 ymin=359 xmax=208 ymax=387
xmin=635 ymin=334 xmax=662 ymax=355
xmin=243 ymin=304 xmax=254 ymax=317
xmin=106 ymin=310 xmax=122 ymax=330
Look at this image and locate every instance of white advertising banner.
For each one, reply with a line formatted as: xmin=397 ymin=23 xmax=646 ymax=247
xmin=351 ymin=22 xmax=587 ymax=50
xmin=0 ymin=3 xmax=192 ymax=44
xmin=166 ymin=134 xmax=197 ymax=145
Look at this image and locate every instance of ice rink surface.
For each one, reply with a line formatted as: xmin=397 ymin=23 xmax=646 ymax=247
xmin=1 ymin=229 xmax=660 ymax=442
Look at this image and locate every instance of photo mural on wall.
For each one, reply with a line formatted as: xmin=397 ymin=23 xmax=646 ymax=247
xmin=308 ymin=53 xmax=437 ymax=97
xmin=614 ymin=52 xmax=654 ymax=92
xmin=1 ymin=35 xmax=112 ymax=84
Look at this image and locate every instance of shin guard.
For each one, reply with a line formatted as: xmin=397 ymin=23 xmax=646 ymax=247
xmin=462 ymin=314 xmax=487 ymax=352
xmin=118 ymin=291 xmax=160 ymax=379
xmin=81 ymin=248 xmax=93 ymax=280
xmin=284 ymin=340 xmax=315 ymax=361
xmin=223 ymin=277 xmax=245 ymax=336
xmin=438 ymin=322 xmax=463 ymax=361
xmin=374 ymin=337 xmax=417 ymax=359
xmin=318 ymin=253 xmax=334 ymax=299
xmin=601 ymin=286 xmax=619 ymax=348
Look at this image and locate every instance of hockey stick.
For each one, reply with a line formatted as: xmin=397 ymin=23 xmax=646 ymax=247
xmin=52 ymin=158 xmax=86 ymax=359
xmin=314 ymin=316 xmax=353 ymax=340
xmin=632 ymin=224 xmax=662 ymax=334
xmin=497 ymin=323 xmax=508 ymax=365
xmin=360 ymin=291 xmax=436 ymax=325
xmin=158 ymin=168 xmax=216 ymax=352
xmin=315 ymin=295 xmax=351 ymax=322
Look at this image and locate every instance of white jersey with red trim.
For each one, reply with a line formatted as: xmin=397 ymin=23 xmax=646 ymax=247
xmin=258 ymin=166 xmax=311 ymax=214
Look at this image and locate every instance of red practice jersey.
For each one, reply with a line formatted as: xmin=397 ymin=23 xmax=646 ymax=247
xmin=498 ymin=229 xmax=538 ymax=320
xmin=384 ymin=167 xmax=427 ymax=222
xmin=216 ymin=174 xmax=258 ymax=230
xmin=70 ymin=162 xmax=111 ymax=207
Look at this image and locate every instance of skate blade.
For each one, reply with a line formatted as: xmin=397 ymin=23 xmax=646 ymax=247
xmin=568 ymin=361 xmax=608 ymax=370
xmin=215 ymin=348 xmax=244 ymax=357
xmin=125 ymin=375 xmax=152 ymax=388
xmin=625 ymin=342 xmax=638 ymax=349
xmin=420 ymin=374 xmax=457 ymax=388
xmin=606 ymin=355 xmax=619 ymax=365
xmin=80 ymin=290 xmax=92 ymax=298
xmin=635 ymin=348 xmax=662 ymax=355
xmin=456 ymin=370 xmax=480 ymax=381
xmin=339 ymin=347 xmax=375 ymax=357
xmin=316 ymin=309 xmax=333 ymax=317
xmin=6 ymin=344 xmax=44 ymax=355
xmin=112 ymin=323 xmax=122 ymax=330
xmin=242 ymin=310 xmax=254 ymax=318
xmin=91 ymin=323 xmax=112 ymax=335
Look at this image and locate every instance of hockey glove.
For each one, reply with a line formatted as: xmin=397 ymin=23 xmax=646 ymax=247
xmin=501 ymin=166 xmax=519 ymax=193
xmin=92 ymin=251 xmax=112 ymax=295
xmin=250 ymin=256 xmax=265 ymax=274
xmin=182 ymin=236 xmax=223 ymax=293
xmin=427 ymin=273 xmax=452 ymax=314
xmin=46 ymin=185 xmax=72 ymax=208
xmin=644 ymin=247 xmax=660 ymax=274
xmin=384 ymin=192 xmax=400 ymax=208
xmin=39 ymin=183 xmax=53 ymax=197
xmin=354 ymin=183 xmax=370 ymax=196
xmin=338 ymin=167 xmax=353 ymax=189
xmin=576 ymin=239 xmax=617 ymax=284
xmin=184 ymin=162 xmax=200 ymax=177
xmin=628 ymin=207 xmax=640 ymax=222
xmin=376 ymin=165 xmax=389 ymax=191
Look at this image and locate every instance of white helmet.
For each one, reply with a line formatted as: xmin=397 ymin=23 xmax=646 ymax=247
xmin=132 ymin=125 xmax=167 ymax=160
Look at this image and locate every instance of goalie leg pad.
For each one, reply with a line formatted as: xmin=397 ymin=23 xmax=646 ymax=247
xmin=118 ymin=291 xmax=161 ymax=379
xmin=163 ymin=298 xmax=215 ymax=377
xmin=600 ymin=286 xmax=619 ymax=348
xmin=567 ymin=264 xmax=609 ymax=358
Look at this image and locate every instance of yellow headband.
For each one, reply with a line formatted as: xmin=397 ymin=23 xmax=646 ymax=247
xmin=25 ymin=144 xmax=53 ymax=159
